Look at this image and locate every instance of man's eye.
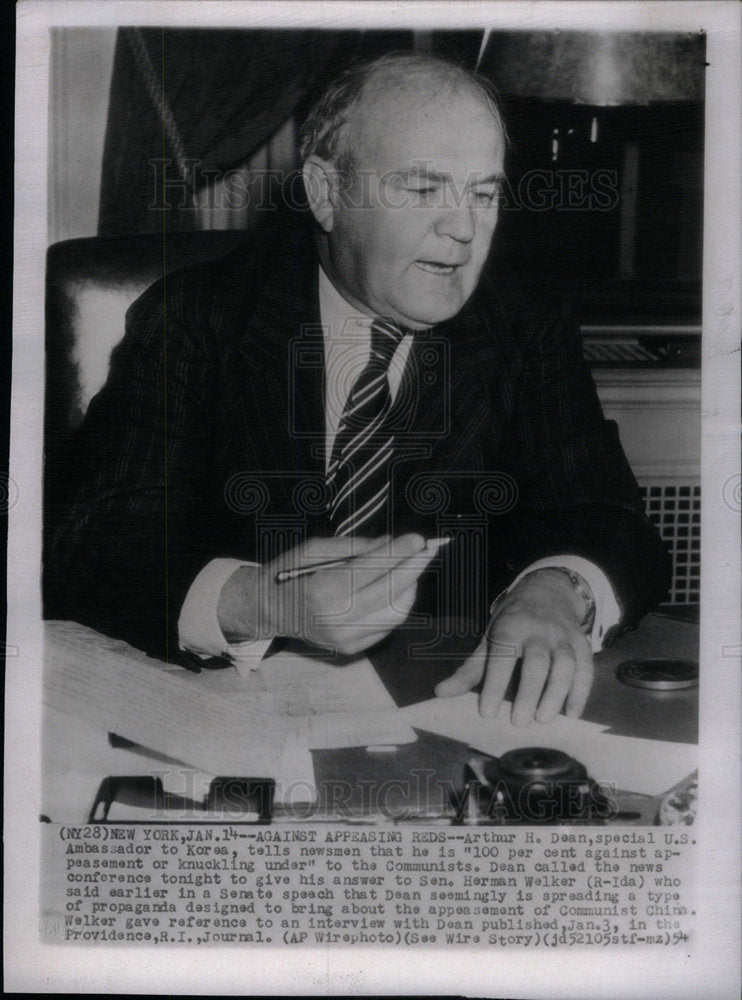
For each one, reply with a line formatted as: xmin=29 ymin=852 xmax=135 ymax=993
xmin=409 ymin=186 xmax=437 ymax=197
xmin=471 ymin=190 xmax=497 ymax=206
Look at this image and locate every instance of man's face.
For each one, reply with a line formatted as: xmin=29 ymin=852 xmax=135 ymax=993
xmin=322 ymin=86 xmax=505 ymax=328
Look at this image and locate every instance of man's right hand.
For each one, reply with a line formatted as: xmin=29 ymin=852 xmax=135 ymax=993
xmin=217 ymin=534 xmax=438 ymax=656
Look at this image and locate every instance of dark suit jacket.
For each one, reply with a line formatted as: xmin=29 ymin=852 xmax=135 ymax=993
xmin=47 ymin=217 xmax=671 ymax=662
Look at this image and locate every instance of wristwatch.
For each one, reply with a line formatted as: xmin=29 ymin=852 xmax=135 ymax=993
xmin=489 ymin=565 xmax=596 ymax=635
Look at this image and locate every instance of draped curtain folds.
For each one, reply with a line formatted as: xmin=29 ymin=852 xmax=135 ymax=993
xmin=98 ymin=28 xmax=344 ymax=235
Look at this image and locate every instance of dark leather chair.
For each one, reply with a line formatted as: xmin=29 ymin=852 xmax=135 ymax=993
xmin=45 ymin=230 xmax=248 ymax=442
xmin=43 ymin=229 xmax=249 ymax=608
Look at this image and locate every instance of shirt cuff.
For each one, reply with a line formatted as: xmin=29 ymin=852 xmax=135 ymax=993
xmin=178 ymin=558 xmax=275 ymax=672
xmin=508 ymin=555 xmax=621 ymax=652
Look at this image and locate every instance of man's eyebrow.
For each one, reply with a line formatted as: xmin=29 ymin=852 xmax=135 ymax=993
xmin=470 ymin=172 xmax=506 ymax=186
xmin=402 ymin=167 xmax=505 ymax=186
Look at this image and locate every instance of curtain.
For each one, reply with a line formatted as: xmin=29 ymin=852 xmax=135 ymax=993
xmin=49 ymin=28 xmax=117 ymax=242
xmin=98 ymin=28 xmax=348 ymax=235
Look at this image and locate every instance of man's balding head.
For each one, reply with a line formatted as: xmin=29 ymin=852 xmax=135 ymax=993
xmin=300 ymin=51 xmax=507 ymax=185
xmin=301 ymin=52 xmax=507 ymax=328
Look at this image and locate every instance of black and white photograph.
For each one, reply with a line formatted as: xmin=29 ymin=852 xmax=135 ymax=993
xmin=6 ymin=1 xmax=741 ymax=995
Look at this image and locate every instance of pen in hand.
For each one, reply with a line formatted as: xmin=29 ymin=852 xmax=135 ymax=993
xmin=275 ymin=536 xmax=452 ymax=584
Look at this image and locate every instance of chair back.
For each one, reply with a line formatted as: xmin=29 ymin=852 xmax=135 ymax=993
xmin=45 ymin=230 xmax=247 ymax=441
xmin=44 ymin=229 xmax=248 ymax=564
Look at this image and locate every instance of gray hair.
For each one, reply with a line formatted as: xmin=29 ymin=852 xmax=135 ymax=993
xmin=299 ymin=51 xmax=507 ymax=184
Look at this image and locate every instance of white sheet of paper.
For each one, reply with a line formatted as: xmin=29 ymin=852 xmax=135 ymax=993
xmin=257 ymin=648 xmax=400 ymax=714
xmin=42 ymin=703 xmax=319 ymax=818
xmin=185 ymin=646 xmax=417 ymax=746
xmin=303 ymin=710 xmax=416 ymax=749
xmin=401 ymin=693 xmax=696 ymax=796
xmin=43 ymin=620 xmax=306 ymax=779
xmin=272 ymin=738 xmax=318 ymax=802
xmin=41 ymin=705 xmax=186 ymax=824
xmin=401 ymin=692 xmax=607 ymax=756
xmin=584 ymin=733 xmax=698 ymax=797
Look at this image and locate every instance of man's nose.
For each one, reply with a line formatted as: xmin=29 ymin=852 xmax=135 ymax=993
xmin=433 ymin=202 xmax=475 ymax=243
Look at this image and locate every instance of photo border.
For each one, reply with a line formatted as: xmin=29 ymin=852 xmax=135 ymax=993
xmin=6 ymin=2 xmax=741 ymax=995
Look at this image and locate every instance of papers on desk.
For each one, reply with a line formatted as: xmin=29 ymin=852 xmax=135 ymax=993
xmin=400 ymin=693 xmax=697 ymax=797
xmin=43 ymin=622 xmax=696 ymax=813
xmin=42 ymin=705 xmax=311 ymax=821
xmin=189 ymin=647 xmax=417 ymax=749
xmin=43 ymin=621 xmax=416 ymax=805
xmin=401 ymin=693 xmax=606 ymax=758
xmin=586 ymin=734 xmax=698 ymax=798
xmin=260 ymin=651 xmax=417 ymax=750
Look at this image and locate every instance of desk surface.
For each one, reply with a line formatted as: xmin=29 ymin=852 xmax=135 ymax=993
xmin=42 ymin=612 xmax=697 ymax=825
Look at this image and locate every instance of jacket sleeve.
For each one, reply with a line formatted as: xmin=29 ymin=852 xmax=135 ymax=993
xmin=489 ymin=295 xmax=672 ymax=632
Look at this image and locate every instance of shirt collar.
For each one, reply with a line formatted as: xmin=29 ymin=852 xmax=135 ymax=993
xmin=318 ymin=265 xmax=374 ymax=339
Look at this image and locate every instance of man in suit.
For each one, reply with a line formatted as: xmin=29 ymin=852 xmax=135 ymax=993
xmin=49 ymin=52 xmax=670 ymax=726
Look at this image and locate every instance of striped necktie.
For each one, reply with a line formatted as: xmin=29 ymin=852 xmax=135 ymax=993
xmin=327 ymin=318 xmax=406 ymax=536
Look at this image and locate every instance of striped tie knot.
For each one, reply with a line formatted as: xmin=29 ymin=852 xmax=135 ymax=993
xmin=335 ymin=320 xmax=405 ymax=436
xmin=369 ymin=318 xmax=405 ymax=368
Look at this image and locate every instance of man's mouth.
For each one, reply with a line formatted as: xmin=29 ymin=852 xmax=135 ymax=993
xmin=415 ymin=260 xmax=460 ymax=275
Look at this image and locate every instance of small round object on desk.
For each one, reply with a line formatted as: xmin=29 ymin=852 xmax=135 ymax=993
xmin=616 ymin=658 xmax=699 ymax=690
xmin=496 ymin=747 xmax=586 ymax=782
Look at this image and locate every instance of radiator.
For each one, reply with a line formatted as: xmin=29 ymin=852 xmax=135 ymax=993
xmin=639 ymin=482 xmax=701 ymax=605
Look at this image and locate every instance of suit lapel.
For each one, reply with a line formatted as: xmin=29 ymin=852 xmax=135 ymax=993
xmin=418 ymin=299 xmax=505 ymax=466
xmin=235 ymin=233 xmax=326 ymax=481
xmin=388 ymin=289 xmax=517 ymax=536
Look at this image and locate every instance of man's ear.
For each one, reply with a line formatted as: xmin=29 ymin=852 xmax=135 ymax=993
xmin=302 ymin=156 xmax=339 ymax=232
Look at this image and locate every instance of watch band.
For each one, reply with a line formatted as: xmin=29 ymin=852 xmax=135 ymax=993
xmin=489 ymin=566 xmax=597 ymax=635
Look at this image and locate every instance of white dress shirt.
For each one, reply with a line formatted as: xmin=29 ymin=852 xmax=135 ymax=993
xmin=178 ymin=266 xmax=620 ymax=671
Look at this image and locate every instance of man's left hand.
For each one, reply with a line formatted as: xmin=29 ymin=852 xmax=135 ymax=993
xmin=434 ymin=569 xmax=594 ymax=725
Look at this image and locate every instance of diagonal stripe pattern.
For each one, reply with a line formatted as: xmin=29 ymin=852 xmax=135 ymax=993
xmin=327 ymin=319 xmax=405 ymax=537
